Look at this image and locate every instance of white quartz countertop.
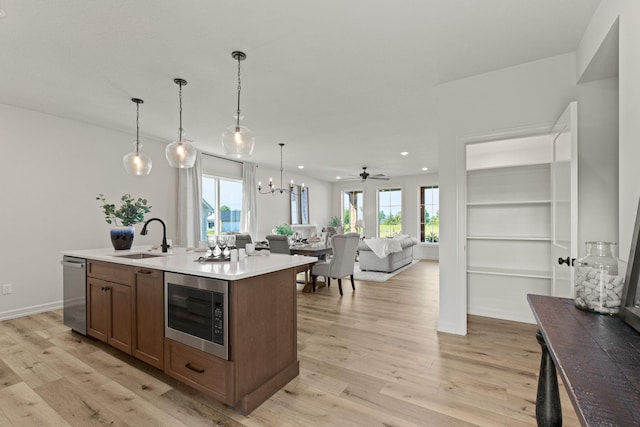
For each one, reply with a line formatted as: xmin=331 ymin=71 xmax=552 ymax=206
xmin=61 ymin=246 xmax=318 ymax=281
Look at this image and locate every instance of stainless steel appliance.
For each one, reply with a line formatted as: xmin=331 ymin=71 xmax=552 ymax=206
xmin=61 ymin=256 xmax=87 ymax=335
xmin=165 ymin=272 xmax=229 ymax=360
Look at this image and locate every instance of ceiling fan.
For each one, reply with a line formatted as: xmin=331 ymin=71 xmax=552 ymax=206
xmin=342 ymin=167 xmax=389 ymax=182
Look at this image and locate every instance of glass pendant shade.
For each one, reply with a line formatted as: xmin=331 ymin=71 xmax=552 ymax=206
xmin=222 ymin=124 xmax=255 ymax=158
xmin=166 ymin=78 xmax=196 ymax=168
xmin=222 ymin=51 xmax=254 ymax=159
xmin=123 ymin=142 xmax=152 ymax=175
xmin=123 ymin=97 xmax=152 ymax=175
xmin=165 ymin=138 xmax=197 ymax=168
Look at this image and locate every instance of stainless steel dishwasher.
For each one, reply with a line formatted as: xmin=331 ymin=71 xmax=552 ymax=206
xmin=61 ymin=256 xmax=87 ymax=335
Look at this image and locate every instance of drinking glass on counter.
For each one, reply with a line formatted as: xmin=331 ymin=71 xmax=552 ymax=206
xmin=218 ymin=234 xmax=228 ymax=256
xmin=227 ymin=234 xmax=236 ymax=250
xmin=207 ymin=235 xmax=219 ymax=256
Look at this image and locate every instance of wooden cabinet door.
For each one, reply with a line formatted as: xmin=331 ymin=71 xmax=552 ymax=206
xmin=108 ymin=281 xmax=133 ymax=355
xmin=87 ymin=278 xmax=109 ymax=342
xmin=133 ymin=268 xmax=164 ymax=368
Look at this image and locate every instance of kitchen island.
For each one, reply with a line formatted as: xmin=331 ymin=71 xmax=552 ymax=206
xmin=61 ymin=246 xmax=317 ymax=415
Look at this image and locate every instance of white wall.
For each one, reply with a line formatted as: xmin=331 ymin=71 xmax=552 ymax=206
xmin=0 ymin=104 xmax=178 ymax=319
xmin=255 ymin=166 xmax=332 ymax=241
xmin=0 ymin=104 xmax=332 ymax=320
xmin=330 ymin=172 xmax=439 ymax=259
xmin=576 ymin=77 xmax=619 ymax=256
xmin=437 ymin=53 xmax=578 ymax=334
xmin=577 ymin=0 xmax=640 ymax=259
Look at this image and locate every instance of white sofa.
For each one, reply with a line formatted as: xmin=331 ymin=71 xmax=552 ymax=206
xmin=357 ymin=236 xmax=417 ymax=273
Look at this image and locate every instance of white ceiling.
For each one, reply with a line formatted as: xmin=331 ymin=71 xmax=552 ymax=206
xmin=0 ymin=0 xmax=599 ymax=181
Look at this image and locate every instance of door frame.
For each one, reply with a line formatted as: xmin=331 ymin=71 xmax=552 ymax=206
xmin=550 ymin=102 xmax=578 ymax=297
xmin=457 ymin=122 xmax=554 ymax=334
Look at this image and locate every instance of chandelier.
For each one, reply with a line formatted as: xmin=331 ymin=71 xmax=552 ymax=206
xmin=259 ymin=143 xmax=299 ymax=195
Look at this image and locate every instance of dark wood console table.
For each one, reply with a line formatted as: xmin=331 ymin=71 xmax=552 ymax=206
xmin=527 ymin=294 xmax=640 ymax=426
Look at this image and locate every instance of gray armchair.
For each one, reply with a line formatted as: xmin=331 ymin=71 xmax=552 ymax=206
xmin=266 ymin=234 xmax=290 ymax=254
xmin=311 ymin=232 xmax=360 ymax=295
xmin=267 ymin=234 xmax=312 ymax=284
xmin=234 ymin=233 xmax=253 ymax=249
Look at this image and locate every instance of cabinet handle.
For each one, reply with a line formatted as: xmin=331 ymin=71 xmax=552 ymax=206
xmin=137 ymin=269 xmax=152 ymax=275
xmin=558 ymin=257 xmax=576 ymax=266
xmin=185 ymin=363 xmax=205 ymax=374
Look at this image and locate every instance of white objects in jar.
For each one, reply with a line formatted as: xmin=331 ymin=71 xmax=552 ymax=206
xmin=574 ymin=265 xmax=624 ymax=314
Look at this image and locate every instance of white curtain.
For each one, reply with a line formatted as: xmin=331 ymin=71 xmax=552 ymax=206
xmin=177 ymin=151 xmax=202 ymax=248
xmin=241 ymin=162 xmax=258 ymax=239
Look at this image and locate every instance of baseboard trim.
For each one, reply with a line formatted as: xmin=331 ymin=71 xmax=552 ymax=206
xmin=437 ymin=320 xmax=467 ymax=335
xmin=468 ymin=307 xmax=536 ymax=325
xmin=0 ymin=301 xmax=63 ymax=321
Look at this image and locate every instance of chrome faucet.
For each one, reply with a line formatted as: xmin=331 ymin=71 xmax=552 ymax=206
xmin=140 ymin=218 xmax=169 ymax=253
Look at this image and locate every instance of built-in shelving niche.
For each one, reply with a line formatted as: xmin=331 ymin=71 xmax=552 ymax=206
xmin=466 ymin=135 xmax=553 ymax=323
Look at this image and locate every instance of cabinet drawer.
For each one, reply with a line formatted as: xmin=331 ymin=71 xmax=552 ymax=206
xmin=164 ymin=338 xmax=234 ymax=405
xmin=134 ymin=267 xmax=162 ymax=280
xmin=88 ymin=260 xmax=133 ymax=285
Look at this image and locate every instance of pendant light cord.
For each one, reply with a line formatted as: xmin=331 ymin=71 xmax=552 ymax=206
xmin=135 ymin=101 xmax=140 ymax=153
xmin=236 ymin=56 xmax=242 ymax=129
xmin=279 ymin=143 xmax=284 ymax=189
xmin=178 ymin=81 xmax=183 ymax=141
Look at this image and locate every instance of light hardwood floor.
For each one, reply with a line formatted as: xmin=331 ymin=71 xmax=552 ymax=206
xmin=0 ymin=260 xmax=579 ymax=426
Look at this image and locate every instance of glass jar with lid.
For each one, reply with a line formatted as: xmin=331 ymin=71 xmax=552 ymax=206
xmin=574 ymin=241 xmax=626 ymax=314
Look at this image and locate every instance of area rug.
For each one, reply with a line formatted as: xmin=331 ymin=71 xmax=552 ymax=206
xmin=353 ymin=259 xmax=419 ymax=282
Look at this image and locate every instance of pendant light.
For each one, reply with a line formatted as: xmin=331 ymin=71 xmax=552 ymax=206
xmin=221 ymin=51 xmax=255 ymax=158
xmin=166 ymin=78 xmax=197 ymax=168
xmin=123 ymin=98 xmax=152 ymax=175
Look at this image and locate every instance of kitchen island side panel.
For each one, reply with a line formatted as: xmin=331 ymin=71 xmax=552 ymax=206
xmin=230 ymin=267 xmax=298 ymax=409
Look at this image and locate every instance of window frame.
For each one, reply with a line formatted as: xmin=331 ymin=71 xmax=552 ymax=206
xmin=341 ymin=189 xmax=364 ymax=233
xmin=377 ymin=187 xmax=402 ymax=238
xmin=201 ymin=174 xmax=243 ymax=240
xmin=419 ymin=185 xmax=439 ymax=244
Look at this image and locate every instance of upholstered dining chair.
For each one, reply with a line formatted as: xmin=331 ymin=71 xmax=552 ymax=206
xmin=267 ymin=234 xmax=311 ymax=285
xmin=266 ymin=234 xmax=290 ymax=254
xmin=311 ymin=232 xmax=360 ymax=295
xmin=234 ymin=233 xmax=253 ymax=249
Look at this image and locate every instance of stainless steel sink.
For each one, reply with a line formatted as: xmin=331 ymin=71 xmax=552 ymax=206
xmin=114 ymin=253 xmax=164 ymax=259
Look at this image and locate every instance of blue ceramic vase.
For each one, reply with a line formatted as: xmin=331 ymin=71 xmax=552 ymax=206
xmin=110 ymin=226 xmax=135 ymax=250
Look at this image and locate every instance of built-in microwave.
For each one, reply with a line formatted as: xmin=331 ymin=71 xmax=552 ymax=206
xmin=164 ymin=272 xmax=229 ymax=360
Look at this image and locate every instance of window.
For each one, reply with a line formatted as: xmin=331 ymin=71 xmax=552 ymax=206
xmin=342 ymin=190 xmax=363 ymax=232
xmin=420 ymin=186 xmax=439 ymax=243
xmin=378 ymin=188 xmax=401 ymax=237
xmin=201 ymin=175 xmax=243 ymax=240
xmin=290 ymin=185 xmax=310 ymax=225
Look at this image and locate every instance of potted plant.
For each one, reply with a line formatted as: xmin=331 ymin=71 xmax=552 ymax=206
xmin=97 ymin=193 xmax=151 ymax=250
xmin=328 ymin=216 xmax=344 ymax=235
xmin=274 ymin=223 xmax=294 ymax=236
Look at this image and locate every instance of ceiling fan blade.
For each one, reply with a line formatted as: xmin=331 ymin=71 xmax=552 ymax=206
xmin=369 ymin=176 xmax=390 ymax=180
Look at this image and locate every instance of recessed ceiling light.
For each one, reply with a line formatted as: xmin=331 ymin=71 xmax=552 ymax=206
xmin=336 ymin=176 xmax=341 ymax=180
xmin=400 ymin=151 xmax=409 ymax=156
xmin=0 ymin=9 xmax=7 ymax=18
xmin=422 ymin=167 xmax=429 ymax=171
xmin=298 ymin=165 xmax=304 ymax=169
